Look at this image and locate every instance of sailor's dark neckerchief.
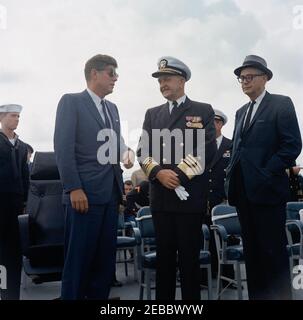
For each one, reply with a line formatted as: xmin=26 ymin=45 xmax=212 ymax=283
xmin=0 ymin=131 xmax=21 ymax=180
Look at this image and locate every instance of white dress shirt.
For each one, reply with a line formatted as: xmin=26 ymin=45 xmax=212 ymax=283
xmin=168 ymin=95 xmax=187 ymax=114
xmin=242 ymin=89 xmax=266 ymax=129
xmin=216 ymin=135 xmax=223 ymax=149
xmin=86 ymin=88 xmax=112 ymax=127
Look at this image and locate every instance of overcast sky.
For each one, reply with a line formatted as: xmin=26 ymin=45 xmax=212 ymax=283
xmin=0 ymin=0 xmax=302 ymax=175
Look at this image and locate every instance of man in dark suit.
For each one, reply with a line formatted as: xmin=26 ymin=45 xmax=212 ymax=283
xmin=203 ymin=109 xmax=237 ymax=285
xmin=137 ymin=56 xmax=217 ymax=300
xmin=54 ymin=54 xmax=134 ymax=300
xmin=225 ymin=55 xmax=302 ymax=299
xmin=0 ymin=104 xmax=29 ymax=300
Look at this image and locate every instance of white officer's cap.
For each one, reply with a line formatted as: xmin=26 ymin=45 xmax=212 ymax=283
xmin=152 ymin=56 xmax=191 ymax=81
xmin=0 ymin=104 xmax=23 ymax=113
xmin=214 ymin=109 xmax=228 ymax=125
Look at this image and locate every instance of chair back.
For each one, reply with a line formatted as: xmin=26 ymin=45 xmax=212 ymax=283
xmin=24 ymin=152 xmax=65 ymax=268
xmin=136 ymin=214 xmax=156 ymax=253
xmin=137 ymin=206 xmax=151 ymax=219
xmin=286 ymin=202 xmax=303 ymax=220
xmin=136 ymin=215 xmax=155 ymax=238
xmin=211 ymin=204 xmax=241 ymax=236
xmin=286 ymin=202 xmax=303 ymax=244
xmin=27 ymin=152 xmax=64 ymax=246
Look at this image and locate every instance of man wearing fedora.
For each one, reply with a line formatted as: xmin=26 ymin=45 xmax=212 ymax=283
xmin=225 ymin=55 xmax=302 ymax=299
xmin=137 ymin=56 xmax=216 ymax=300
xmin=0 ymin=104 xmax=29 ymax=300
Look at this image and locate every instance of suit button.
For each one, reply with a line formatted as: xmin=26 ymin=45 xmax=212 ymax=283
xmin=163 ymin=158 xmax=167 ymax=163
xmin=210 ymin=190 xmax=213 ymax=192
xmin=224 ymin=169 xmax=226 ymax=172
xmin=180 ymin=142 xmax=184 ymax=146
xmin=162 ymin=143 xmax=166 ymax=147
xmin=209 ymin=169 xmax=212 ymax=173
xmin=209 ymin=179 xmax=212 ymax=182
xmin=224 ymin=178 xmax=226 ymax=181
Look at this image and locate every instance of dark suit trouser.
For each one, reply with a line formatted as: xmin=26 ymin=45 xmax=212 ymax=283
xmin=0 ymin=193 xmax=23 ymax=300
xmin=152 ymin=211 xmax=203 ymax=300
xmin=61 ymin=187 xmax=119 ymax=300
xmin=233 ymin=165 xmax=291 ymax=300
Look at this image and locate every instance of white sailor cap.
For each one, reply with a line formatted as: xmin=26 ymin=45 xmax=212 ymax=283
xmin=214 ymin=109 xmax=228 ymax=125
xmin=0 ymin=104 xmax=23 ymax=113
xmin=152 ymin=56 xmax=191 ymax=81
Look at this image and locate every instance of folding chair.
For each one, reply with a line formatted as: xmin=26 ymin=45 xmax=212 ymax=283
xmin=200 ymin=224 xmax=213 ymax=300
xmin=134 ymin=214 xmax=156 ymax=300
xmin=211 ymin=204 xmax=245 ymax=299
xmin=285 ymin=202 xmax=303 ymax=278
xmin=116 ymin=213 xmax=138 ymax=280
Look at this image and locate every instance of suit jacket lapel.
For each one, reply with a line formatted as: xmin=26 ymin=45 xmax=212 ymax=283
xmin=105 ymin=101 xmax=119 ymax=134
xmin=233 ymin=105 xmax=248 ymax=142
xmin=167 ymin=97 xmax=191 ymax=130
xmin=155 ymin=102 xmax=170 ymax=129
xmin=82 ymin=90 xmax=106 ymax=128
xmin=246 ymin=91 xmax=270 ymax=132
xmin=238 ymin=103 xmax=249 ymax=134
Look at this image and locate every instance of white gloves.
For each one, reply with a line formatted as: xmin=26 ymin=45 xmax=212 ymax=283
xmin=174 ymin=185 xmax=189 ymax=201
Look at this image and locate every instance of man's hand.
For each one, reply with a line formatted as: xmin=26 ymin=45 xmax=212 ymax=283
xmin=70 ymin=189 xmax=89 ymax=213
xmin=156 ymin=169 xmax=180 ymax=189
xmin=123 ymin=149 xmax=135 ymax=169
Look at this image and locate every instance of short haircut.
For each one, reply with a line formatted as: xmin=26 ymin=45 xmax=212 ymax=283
xmin=84 ymin=54 xmax=118 ymax=81
xmin=124 ymin=180 xmax=133 ymax=186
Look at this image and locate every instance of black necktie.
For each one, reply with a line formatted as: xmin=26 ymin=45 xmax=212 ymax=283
xmin=170 ymin=101 xmax=178 ymax=117
xmin=242 ymin=100 xmax=256 ymax=134
xmin=101 ymin=100 xmax=111 ymax=128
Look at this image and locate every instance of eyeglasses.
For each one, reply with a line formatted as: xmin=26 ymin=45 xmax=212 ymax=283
xmin=237 ymin=73 xmax=265 ymax=83
xmin=98 ymin=67 xmax=119 ymax=78
xmin=107 ymin=68 xmax=119 ymax=78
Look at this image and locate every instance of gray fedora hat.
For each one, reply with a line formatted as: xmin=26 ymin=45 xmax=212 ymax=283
xmin=234 ymin=55 xmax=273 ymax=80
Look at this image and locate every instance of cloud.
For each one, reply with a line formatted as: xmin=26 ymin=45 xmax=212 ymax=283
xmin=0 ymin=0 xmax=302 ymax=162
xmin=0 ymin=70 xmax=22 ymax=83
